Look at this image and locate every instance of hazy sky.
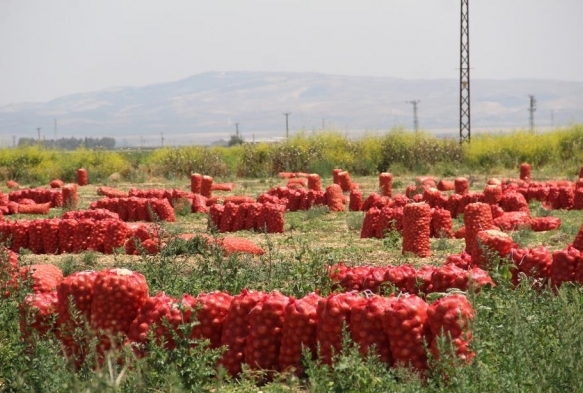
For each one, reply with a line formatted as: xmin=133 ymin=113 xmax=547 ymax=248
xmin=0 ymin=0 xmax=582 ymax=106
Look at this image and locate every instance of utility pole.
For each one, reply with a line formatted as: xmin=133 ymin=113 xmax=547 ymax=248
xmin=36 ymin=127 xmax=41 ymax=142
xmin=12 ymin=136 xmax=16 ymax=148
xmin=406 ymin=100 xmax=420 ymax=132
xmin=235 ymin=123 xmax=239 ymax=137
xmin=283 ymin=112 xmax=291 ymax=138
xmin=322 ymin=118 xmax=326 ymax=130
xmin=459 ymin=0 xmax=471 ymax=143
xmin=528 ymin=94 xmax=537 ymax=132
xmin=161 ymin=132 xmax=164 ymax=147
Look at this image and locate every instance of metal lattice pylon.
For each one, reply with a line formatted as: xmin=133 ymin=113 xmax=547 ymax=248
xmin=460 ymin=0 xmax=471 ymax=143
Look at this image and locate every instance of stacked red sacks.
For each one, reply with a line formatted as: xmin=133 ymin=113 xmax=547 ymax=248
xmin=90 ymin=268 xmax=149 ymax=353
xmin=19 ymin=264 xmax=63 ymax=294
xmin=279 ymin=292 xmax=322 ymax=375
xmin=91 ymin=197 xmax=175 ymax=222
xmin=219 ymin=289 xmax=266 ymax=377
xmin=316 ymin=292 xmax=363 ymax=365
xmin=337 ymin=171 xmax=354 ymax=192
xmin=382 ymin=294 xmax=431 ymax=371
xmin=350 ymin=294 xmax=396 ymax=365
xmin=0 ymin=248 xmax=20 ymax=297
xmin=349 ymin=189 xmax=363 ymax=211
xmin=472 ymin=229 xmax=514 ymax=270
xmin=437 ymin=179 xmax=455 ymax=192
xmin=327 ymin=263 xmax=494 ymax=295
xmin=208 ymin=201 xmax=286 ymax=233
xmin=182 ymin=291 xmax=233 ymax=349
xmin=463 ymin=202 xmax=496 ymax=256
xmin=550 ymin=246 xmax=580 ymax=288
xmin=125 ymin=223 xmax=162 ymax=255
xmin=24 ymin=220 xmax=41 ymax=254
xmin=326 ymin=184 xmax=346 ymax=212
xmin=379 ymin=172 xmax=393 ymax=197
xmin=201 ymin=175 xmax=213 ymax=198
xmin=402 ymin=202 xmax=432 ymax=257
xmin=307 ymin=174 xmax=321 ymax=191
xmin=49 ymin=179 xmax=65 ymax=188
xmin=56 ymin=271 xmax=98 ymax=366
xmin=219 ymin=202 xmax=239 ymax=233
xmin=427 ymin=294 xmax=474 ymax=364
xmin=8 ymin=188 xmax=63 ymax=208
xmin=259 ymin=203 xmax=286 ymax=233
xmin=190 ymin=173 xmax=203 ymax=194
xmin=572 ymin=221 xmax=583 ymax=251
xmin=483 ymin=184 xmax=503 ymax=205
xmin=77 ymin=168 xmax=88 ymax=186
xmin=494 ymin=211 xmax=532 ymax=231
xmin=42 ymin=219 xmax=60 ymax=254
xmin=431 ymin=208 xmax=454 ymax=238
xmin=360 ymin=207 xmax=381 ymax=239
xmin=423 ymin=188 xmax=448 ymax=209
xmin=245 ymin=291 xmax=290 ymax=375
xmin=127 ymin=292 xmax=183 ymax=356
xmin=519 ymin=163 xmax=531 ymax=182
xmin=510 ymin=246 xmax=552 ymax=287
xmin=375 ymin=206 xmax=404 ymax=239
xmin=19 ymin=291 xmax=59 ymax=339
xmin=454 ymin=177 xmax=469 ymax=195
xmin=97 ymin=186 xmax=128 ymax=198
xmin=62 ymin=184 xmax=78 ymax=209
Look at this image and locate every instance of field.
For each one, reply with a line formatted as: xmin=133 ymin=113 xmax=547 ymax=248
xmin=2 ymin=128 xmax=583 ymax=392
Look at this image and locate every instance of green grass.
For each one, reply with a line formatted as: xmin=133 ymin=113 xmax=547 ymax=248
xmin=3 ymin=155 xmax=583 ymax=391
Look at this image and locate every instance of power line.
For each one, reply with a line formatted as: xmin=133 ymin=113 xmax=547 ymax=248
xmin=528 ymin=94 xmax=537 ymax=132
xmin=406 ymin=100 xmax=420 ymax=132
xmin=459 ymin=0 xmax=471 ymax=143
xmin=283 ymin=112 xmax=291 ymax=138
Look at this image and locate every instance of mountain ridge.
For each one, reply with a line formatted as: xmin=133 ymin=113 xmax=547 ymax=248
xmin=2 ymin=71 xmax=582 ymax=146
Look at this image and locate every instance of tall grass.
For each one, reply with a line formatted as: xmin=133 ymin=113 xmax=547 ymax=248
xmin=2 ymin=125 xmax=583 ymax=183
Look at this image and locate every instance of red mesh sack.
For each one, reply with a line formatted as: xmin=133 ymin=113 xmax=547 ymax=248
xmin=19 ymin=264 xmax=64 ymax=294
xmin=350 ymin=294 xmax=396 ymax=365
xmin=379 ymin=172 xmax=393 ymax=197
xmin=182 ymin=291 xmax=233 ymax=349
xmin=427 ymin=294 xmax=474 ymax=363
xmin=382 ymin=294 xmax=431 ymax=371
xmin=307 ymin=174 xmax=321 ymax=191
xmin=326 ymin=184 xmax=346 ymax=212
xmin=550 ymin=246 xmax=580 ymax=288
xmin=279 ymin=292 xmax=322 ymax=375
xmin=245 ymin=291 xmax=290 ymax=374
xmin=360 ymin=207 xmax=380 ymax=239
xmin=201 ymin=175 xmax=213 ymax=198
xmin=431 ymin=208 xmax=453 ymax=238
xmin=454 ymin=177 xmax=469 ymax=195
xmin=316 ymin=292 xmax=363 ymax=365
xmin=20 ymin=291 xmax=58 ymax=339
xmin=127 ymin=292 xmax=183 ymax=356
xmin=90 ymin=268 xmax=149 ymax=352
xmin=463 ymin=202 xmax=495 ymax=256
xmin=77 ymin=168 xmax=88 ymax=186
xmin=472 ymin=229 xmax=514 ymax=270
xmin=402 ymin=202 xmax=432 ymax=257
xmin=219 ymin=289 xmax=267 ymax=377
xmin=349 ymin=189 xmax=363 ymax=211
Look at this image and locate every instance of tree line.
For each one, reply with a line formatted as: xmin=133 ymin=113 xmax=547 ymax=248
xmin=18 ymin=137 xmax=116 ymax=150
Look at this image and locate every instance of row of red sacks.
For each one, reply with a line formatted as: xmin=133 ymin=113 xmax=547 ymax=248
xmin=90 ymin=197 xmax=176 ymax=222
xmin=0 ymin=211 xmax=265 ymax=257
xmin=12 ymin=263 xmax=474 ymax=376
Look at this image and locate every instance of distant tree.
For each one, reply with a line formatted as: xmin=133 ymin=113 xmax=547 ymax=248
xmin=16 ymin=136 xmax=116 ymax=150
xmin=228 ymin=134 xmax=244 ymax=146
